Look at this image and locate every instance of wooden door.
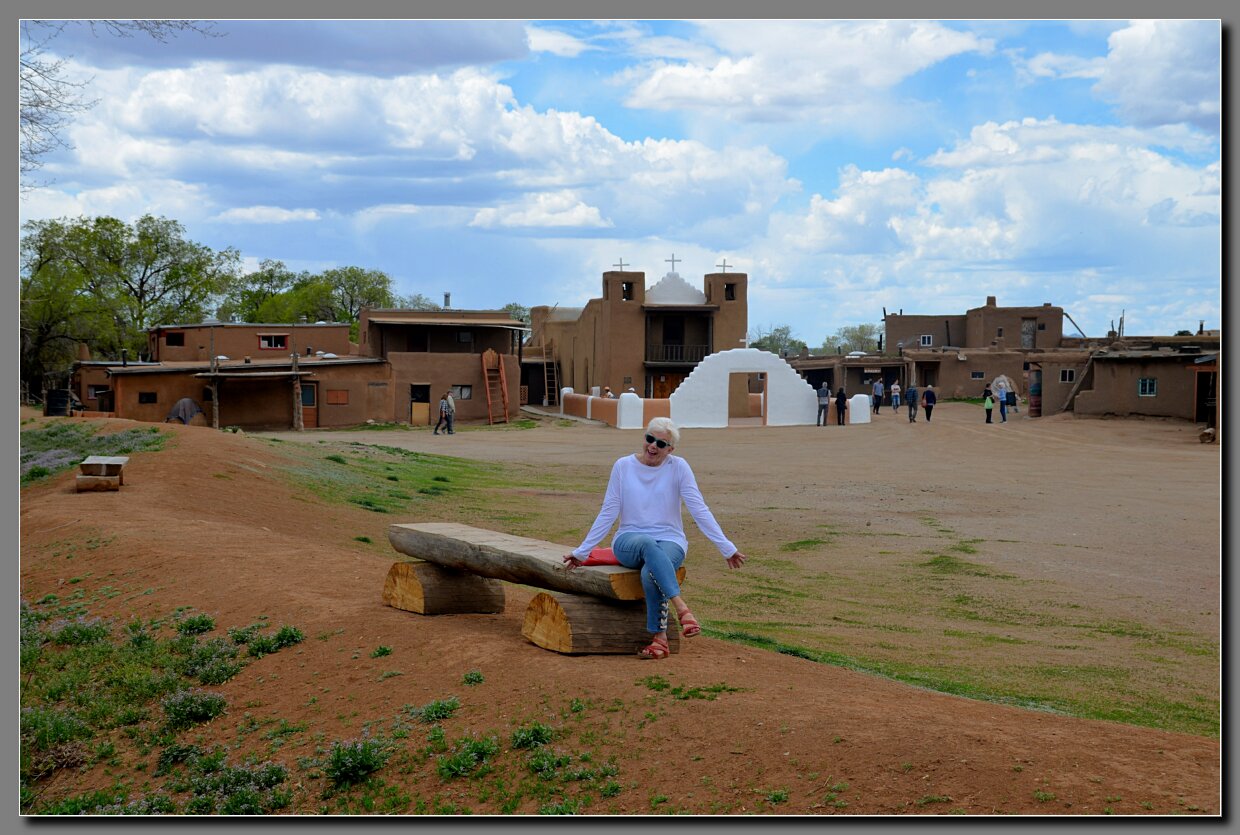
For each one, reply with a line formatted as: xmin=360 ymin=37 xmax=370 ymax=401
xmin=410 ymin=384 xmax=431 ymax=425
xmin=652 ymin=373 xmax=684 ymax=399
xmin=301 ymin=383 xmax=318 ymax=429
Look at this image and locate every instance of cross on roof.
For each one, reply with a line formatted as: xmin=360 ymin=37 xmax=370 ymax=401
xmin=716 ymin=258 xmax=732 ymax=273
xmin=613 ymin=257 xmax=629 ymax=270
xmin=665 ymin=253 xmax=679 ymax=272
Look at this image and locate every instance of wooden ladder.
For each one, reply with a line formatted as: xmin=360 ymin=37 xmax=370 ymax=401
xmin=481 ymin=349 xmax=510 ymax=425
xmin=541 ymin=338 xmax=559 ymax=407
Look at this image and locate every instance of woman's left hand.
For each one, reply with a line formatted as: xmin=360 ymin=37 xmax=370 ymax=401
xmin=726 ymin=551 xmax=747 ymax=569
xmin=562 ymin=554 xmax=584 ymax=571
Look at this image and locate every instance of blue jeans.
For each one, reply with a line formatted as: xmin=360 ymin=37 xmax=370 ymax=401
xmin=612 ymin=533 xmax=685 ymax=634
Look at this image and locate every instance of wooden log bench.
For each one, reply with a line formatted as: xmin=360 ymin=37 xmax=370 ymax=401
xmin=76 ymin=455 xmax=129 ymax=492
xmin=384 ymin=522 xmax=686 ymax=655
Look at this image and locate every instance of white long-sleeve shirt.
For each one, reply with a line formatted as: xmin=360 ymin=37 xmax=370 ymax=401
xmin=571 ymin=454 xmax=737 ymax=560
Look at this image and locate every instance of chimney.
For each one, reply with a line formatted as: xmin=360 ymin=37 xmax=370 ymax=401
xmin=443 ymin=292 xmax=451 ymax=308
xmin=986 ymin=295 xmax=997 ymax=306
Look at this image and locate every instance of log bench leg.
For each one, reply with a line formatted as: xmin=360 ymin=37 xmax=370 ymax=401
xmin=382 ymin=561 xmax=505 ymax=615
xmin=522 ymin=591 xmax=681 ymax=655
xmin=76 ymin=475 xmax=121 ymax=492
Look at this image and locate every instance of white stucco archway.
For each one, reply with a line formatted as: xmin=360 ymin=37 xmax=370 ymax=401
xmin=665 ymin=348 xmax=817 ymax=428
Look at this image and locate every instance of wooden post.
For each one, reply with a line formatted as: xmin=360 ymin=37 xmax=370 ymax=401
xmin=292 ymin=352 xmax=303 ymax=431
xmin=522 ymin=591 xmax=680 ymax=655
xmin=382 ymin=561 xmax=505 ymax=615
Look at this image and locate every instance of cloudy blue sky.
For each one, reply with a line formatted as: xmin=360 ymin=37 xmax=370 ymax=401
xmin=18 ymin=18 xmax=1222 ymax=343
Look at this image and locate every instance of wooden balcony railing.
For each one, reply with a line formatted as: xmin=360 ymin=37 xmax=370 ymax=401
xmin=645 ymin=344 xmax=709 ymax=363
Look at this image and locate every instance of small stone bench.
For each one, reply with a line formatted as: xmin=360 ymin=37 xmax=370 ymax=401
xmin=76 ymin=456 xmax=129 ymax=492
xmin=383 ymin=522 xmax=685 ymax=655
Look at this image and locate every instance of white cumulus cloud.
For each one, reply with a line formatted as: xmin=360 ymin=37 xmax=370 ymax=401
xmin=213 ymin=206 xmax=320 ymax=223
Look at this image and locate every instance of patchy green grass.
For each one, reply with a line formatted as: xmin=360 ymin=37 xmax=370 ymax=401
xmin=20 ymin=597 xmax=308 ymax=813
xmin=20 ymin=422 xmax=166 ymax=486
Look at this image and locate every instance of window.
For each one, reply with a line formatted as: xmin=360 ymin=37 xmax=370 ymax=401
xmin=259 ymin=334 xmax=288 ymax=350
xmin=971 ymin=371 xmax=985 ymax=380
xmin=1023 ymin=362 xmax=1031 ymax=371
xmin=138 ymin=392 xmax=157 ymax=404
xmin=164 ymin=331 xmax=185 ymax=346
xmin=622 ymin=282 xmax=634 ymax=300
xmin=326 ymin=389 xmax=349 ymax=405
xmin=725 ymin=283 xmax=736 ymax=301
xmin=1060 ymin=369 xmax=1076 ymax=383
xmin=996 ymin=328 xmax=1004 ymax=337
xmin=203 ymin=387 xmax=213 ymax=402
xmin=1038 ymin=322 xmax=1046 ymax=331
xmin=87 ymin=385 xmax=110 ymax=399
xmin=1138 ymin=377 xmax=1157 ymax=397
xmin=451 ymin=385 xmax=472 ymax=400
xmin=457 ymin=331 xmax=473 ymax=344
xmin=920 ymin=334 xmax=933 ymax=347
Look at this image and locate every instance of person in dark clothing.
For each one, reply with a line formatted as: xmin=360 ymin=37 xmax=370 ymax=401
xmin=905 ymin=383 xmax=918 ymax=422
xmin=834 ymin=387 xmax=848 ymax=426
xmin=983 ymin=386 xmax=994 ymax=424
xmin=922 ymin=385 xmax=937 ymax=422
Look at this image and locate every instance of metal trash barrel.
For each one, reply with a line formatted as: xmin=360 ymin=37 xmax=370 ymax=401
xmin=44 ymin=389 xmax=74 ymax=416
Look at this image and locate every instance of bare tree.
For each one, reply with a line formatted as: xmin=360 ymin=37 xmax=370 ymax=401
xmin=19 ymin=20 xmax=218 ymax=187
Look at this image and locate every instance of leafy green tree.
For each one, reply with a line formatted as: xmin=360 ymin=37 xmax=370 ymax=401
xmin=819 ymin=323 xmax=882 ymax=354
xmin=396 ymin=293 xmax=442 ymax=311
xmin=321 ymin=266 xmax=398 ymax=325
xmin=217 ymin=259 xmax=299 ymax=323
xmin=502 ymin=302 xmax=531 ymax=324
xmin=254 ymin=277 xmax=336 ymax=325
xmin=20 ymin=220 xmax=101 ymax=396
xmin=54 ymin=214 xmax=239 ymax=350
xmin=748 ymin=324 xmax=807 ymax=356
xmin=20 ymin=215 xmax=238 ymax=393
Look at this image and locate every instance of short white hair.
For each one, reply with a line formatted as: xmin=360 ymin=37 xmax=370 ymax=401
xmin=646 ymin=417 xmax=680 ymax=447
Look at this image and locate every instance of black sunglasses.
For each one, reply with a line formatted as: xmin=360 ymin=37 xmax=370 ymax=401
xmin=644 ymin=434 xmax=670 ymax=449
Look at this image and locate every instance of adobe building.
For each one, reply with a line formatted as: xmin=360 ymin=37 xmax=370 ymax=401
xmin=1031 ymin=337 xmax=1219 ymax=421
xmin=527 ymin=266 xmax=749 ymax=402
xmin=70 ymin=308 xmax=529 ymax=431
xmin=357 ymin=308 xmax=527 ymax=425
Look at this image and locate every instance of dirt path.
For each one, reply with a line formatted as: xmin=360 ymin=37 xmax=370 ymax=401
xmin=19 ymin=405 xmax=1220 ymax=815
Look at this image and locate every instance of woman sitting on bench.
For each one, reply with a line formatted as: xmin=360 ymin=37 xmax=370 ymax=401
xmin=563 ymin=417 xmax=747 ymax=659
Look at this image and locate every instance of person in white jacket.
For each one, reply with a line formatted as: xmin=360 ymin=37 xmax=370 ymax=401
xmin=563 ymin=417 xmax=747 ymax=659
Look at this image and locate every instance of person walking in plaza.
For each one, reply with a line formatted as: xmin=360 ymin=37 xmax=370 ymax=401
xmin=890 ymin=381 xmax=902 ymax=411
xmin=905 ymin=381 xmax=918 ymax=422
xmin=922 ymin=385 xmax=937 ymax=422
xmin=444 ymin=390 xmax=456 ymax=434
xmin=835 ymin=386 xmax=848 ymax=426
xmin=872 ymin=378 xmax=885 ymax=414
xmin=816 ymin=381 xmax=832 ymax=427
xmin=433 ymin=392 xmax=451 ymax=435
xmin=994 ymin=378 xmax=1008 ymax=423
xmin=562 ymin=418 xmax=747 ymax=660
xmin=983 ymin=385 xmax=995 ymax=424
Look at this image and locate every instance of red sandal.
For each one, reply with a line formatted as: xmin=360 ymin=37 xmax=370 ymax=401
xmin=678 ymin=610 xmax=701 ymax=638
xmin=637 ymin=635 xmax=670 ymax=660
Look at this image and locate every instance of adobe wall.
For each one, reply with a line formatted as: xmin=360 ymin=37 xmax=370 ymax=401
xmin=884 ymin=314 xmax=967 ymax=351
xmin=921 ymin=351 xmax=1032 ymax=399
xmin=309 ymin=363 xmax=393 ymax=428
xmin=1073 ymin=358 xmax=1197 ymax=419
xmin=111 ymin=373 xmax=218 ymax=425
xmin=387 ymin=352 xmax=520 ymax=425
xmin=704 ymin=272 xmax=749 ymax=353
xmin=669 ymin=348 xmax=816 ymax=428
xmin=966 ymin=302 xmax=1063 ymax=350
xmin=150 ymin=324 xmax=352 ymax=362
